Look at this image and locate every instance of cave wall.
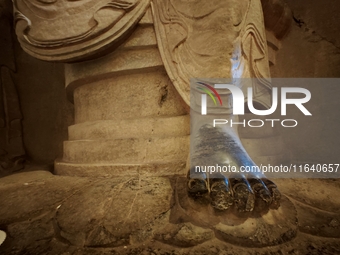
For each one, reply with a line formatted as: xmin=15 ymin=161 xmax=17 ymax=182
xmin=13 ymin=47 xmax=74 ymax=166
xmin=270 ymin=0 xmax=340 ymax=163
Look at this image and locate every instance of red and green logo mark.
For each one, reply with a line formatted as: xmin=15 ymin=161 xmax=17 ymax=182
xmin=196 ymin=82 xmax=223 ymax=106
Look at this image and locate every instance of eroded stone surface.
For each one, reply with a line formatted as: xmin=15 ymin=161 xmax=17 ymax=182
xmin=6 ymin=212 xmax=55 ymax=253
xmin=0 ymin=171 xmax=340 ymax=254
xmin=0 ymin=171 xmax=92 ymax=225
xmin=174 ymin=177 xmax=298 ymax=248
xmin=154 ymin=222 xmax=215 ymax=247
xmin=275 ymin=179 xmax=340 ymax=213
xmin=56 ymin=176 xmax=173 ymax=247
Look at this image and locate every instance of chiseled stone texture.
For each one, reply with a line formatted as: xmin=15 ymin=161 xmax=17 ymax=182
xmin=72 ymin=71 xmax=186 ymax=124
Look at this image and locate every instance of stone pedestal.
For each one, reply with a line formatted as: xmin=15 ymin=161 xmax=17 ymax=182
xmin=55 ymin=13 xmax=189 ymax=177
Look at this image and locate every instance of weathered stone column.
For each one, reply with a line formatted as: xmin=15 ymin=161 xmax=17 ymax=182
xmin=13 ymin=0 xmax=190 ymax=178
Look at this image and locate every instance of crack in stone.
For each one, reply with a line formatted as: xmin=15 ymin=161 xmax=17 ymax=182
xmin=52 ymin=216 xmax=73 ymax=246
xmin=292 ymin=14 xmax=340 ymax=52
xmin=53 ymin=179 xmax=103 ymax=245
xmin=124 ymin=191 xmax=140 ymax=224
xmin=124 ymin=175 xmax=141 ymax=225
xmin=55 ymin=179 xmax=103 ymax=214
xmin=158 ymin=85 xmax=168 ymax=107
xmin=292 ymin=15 xmax=304 ymax=27
xmin=103 ymin=177 xmax=137 ymax=224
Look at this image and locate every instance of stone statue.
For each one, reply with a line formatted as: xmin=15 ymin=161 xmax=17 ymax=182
xmin=12 ymin=0 xmax=289 ymax=211
xmin=12 ymin=0 xmax=306 ymax=248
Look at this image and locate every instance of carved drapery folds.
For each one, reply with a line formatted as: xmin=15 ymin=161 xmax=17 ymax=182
xmin=12 ymin=0 xmax=291 ymax=105
xmin=152 ymin=0 xmax=272 ymax=108
xmin=13 ymin=0 xmax=151 ymax=62
xmin=0 ymin=1 xmax=25 ymax=176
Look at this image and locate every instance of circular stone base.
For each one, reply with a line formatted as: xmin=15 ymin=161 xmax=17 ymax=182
xmin=173 ymin=177 xmax=298 ymax=248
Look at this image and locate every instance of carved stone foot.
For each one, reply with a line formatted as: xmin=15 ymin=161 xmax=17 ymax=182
xmin=187 ymin=170 xmax=281 ymax=215
xmin=188 ymin=123 xmax=282 ymax=216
